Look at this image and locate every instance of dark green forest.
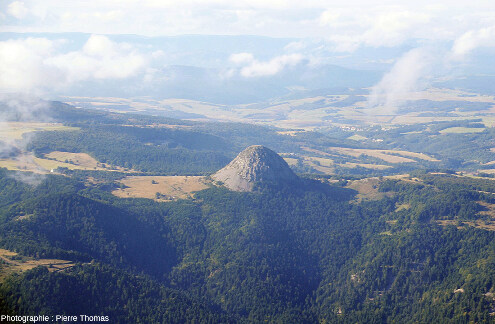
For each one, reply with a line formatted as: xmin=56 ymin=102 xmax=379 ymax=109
xmin=2 ymin=104 xmax=495 ymax=323
xmin=1 ymin=167 xmax=495 ymax=323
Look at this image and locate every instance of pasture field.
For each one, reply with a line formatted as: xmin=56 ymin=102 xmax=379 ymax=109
xmin=341 ymin=162 xmax=392 ymax=170
xmin=44 ymin=151 xmax=127 ymax=171
xmin=303 ymin=158 xmax=334 ymax=174
xmin=45 ymin=151 xmax=101 ymax=169
xmin=345 ymin=177 xmax=393 ymax=202
xmin=436 ymin=219 xmax=495 ymax=231
xmin=0 ymin=122 xmax=79 ymax=140
xmin=284 ymin=151 xmax=394 ymax=174
xmin=439 ymin=127 xmax=486 ymax=134
xmin=0 ymin=155 xmax=48 ymax=173
xmin=328 ymin=147 xmax=439 ymax=163
xmin=113 ymin=176 xmax=210 ymax=201
xmin=0 ymin=152 xmax=130 ymax=173
xmin=0 ymin=248 xmax=75 ymax=281
xmin=348 ymin=134 xmax=368 ymax=141
xmin=277 ymin=130 xmax=307 ymax=136
xmin=305 ymin=156 xmax=334 ymax=167
xmin=282 ymin=157 xmax=298 ymax=166
xmin=301 ymin=146 xmax=438 ymax=163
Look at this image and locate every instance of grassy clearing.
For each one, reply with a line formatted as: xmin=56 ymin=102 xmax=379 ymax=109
xmin=348 ymin=134 xmax=368 ymax=141
xmin=328 ymin=147 xmax=439 ymax=163
xmin=301 ymin=147 xmax=335 ymax=157
xmin=43 ymin=151 xmax=127 ymax=171
xmin=0 ymin=248 xmax=75 ymax=281
xmin=46 ymin=151 xmax=101 ymax=167
xmin=297 ymin=156 xmax=335 ymax=174
xmin=284 ymin=151 xmax=394 ymax=173
xmin=146 ymin=124 xmax=193 ymax=129
xmin=478 ymin=201 xmax=495 ymax=218
xmin=481 ymin=117 xmax=495 ymax=127
xmin=0 ymin=159 xmax=27 ymax=171
xmin=0 ymin=122 xmax=79 ymax=140
xmin=341 ymin=162 xmax=392 ymax=170
xmin=306 ymin=161 xmax=334 ymax=175
xmin=436 ymin=219 xmax=495 ymax=231
xmin=395 ymin=203 xmax=411 ymax=212
xmin=113 ymin=176 xmax=211 ymax=201
xmin=439 ymin=127 xmax=485 ymax=134
xmin=277 ymin=130 xmax=306 ymax=136
xmin=0 ymin=155 xmax=48 ymax=173
xmin=306 ymin=156 xmax=334 ymax=167
xmin=0 ymin=152 xmax=130 ymax=173
xmin=389 ymin=150 xmax=440 ymax=162
xmin=346 ymin=178 xmax=393 ymax=202
xmin=329 ymin=147 xmax=415 ymax=163
xmin=282 ymin=157 xmax=299 ymax=166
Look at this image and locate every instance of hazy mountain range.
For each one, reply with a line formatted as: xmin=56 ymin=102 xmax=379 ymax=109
xmin=2 ymin=32 xmax=494 ymax=105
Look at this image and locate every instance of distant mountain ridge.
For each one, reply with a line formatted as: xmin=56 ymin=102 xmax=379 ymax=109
xmin=212 ymin=145 xmax=299 ymax=192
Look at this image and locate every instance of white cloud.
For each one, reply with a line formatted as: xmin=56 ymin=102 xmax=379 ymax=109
xmin=0 ymin=35 xmax=147 ymax=93
xmin=229 ymin=52 xmax=255 ymax=65
xmin=451 ymin=25 xmax=495 ymax=59
xmin=319 ymin=10 xmax=340 ymax=26
xmin=4 ymin=0 xmax=492 ymax=40
xmin=368 ymin=47 xmax=436 ymax=113
xmin=48 ymin=35 xmax=146 ymax=82
xmin=229 ymin=53 xmax=304 ymax=77
xmin=361 ymin=10 xmax=431 ymax=47
xmin=0 ymin=38 xmax=58 ymax=92
xmin=323 ymin=8 xmax=433 ymax=52
xmin=7 ymin=1 xmax=28 ymax=19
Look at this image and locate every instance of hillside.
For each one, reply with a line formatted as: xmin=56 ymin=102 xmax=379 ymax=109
xmin=1 ymin=163 xmax=495 ymax=322
xmin=1 ymin=103 xmax=495 ymax=322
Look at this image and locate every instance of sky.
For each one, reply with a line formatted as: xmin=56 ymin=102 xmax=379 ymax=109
xmin=0 ymin=1 xmax=493 ymax=43
xmin=1 ymin=0 xmax=495 ymax=109
xmin=0 ymin=1 xmax=493 ymax=44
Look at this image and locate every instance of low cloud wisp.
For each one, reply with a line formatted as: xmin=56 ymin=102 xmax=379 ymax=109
xmin=229 ymin=52 xmax=304 ymax=78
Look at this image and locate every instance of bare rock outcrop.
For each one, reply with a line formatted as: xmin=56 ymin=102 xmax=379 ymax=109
xmin=212 ymin=145 xmax=299 ymax=192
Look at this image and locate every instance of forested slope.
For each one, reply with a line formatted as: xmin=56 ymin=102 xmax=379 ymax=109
xmin=1 ymin=169 xmax=495 ymax=322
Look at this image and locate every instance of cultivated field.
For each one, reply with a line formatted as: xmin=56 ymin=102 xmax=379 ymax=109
xmin=113 ymin=176 xmax=210 ymax=201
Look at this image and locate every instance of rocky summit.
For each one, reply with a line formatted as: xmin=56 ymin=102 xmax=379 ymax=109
xmin=212 ymin=145 xmax=299 ymax=192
